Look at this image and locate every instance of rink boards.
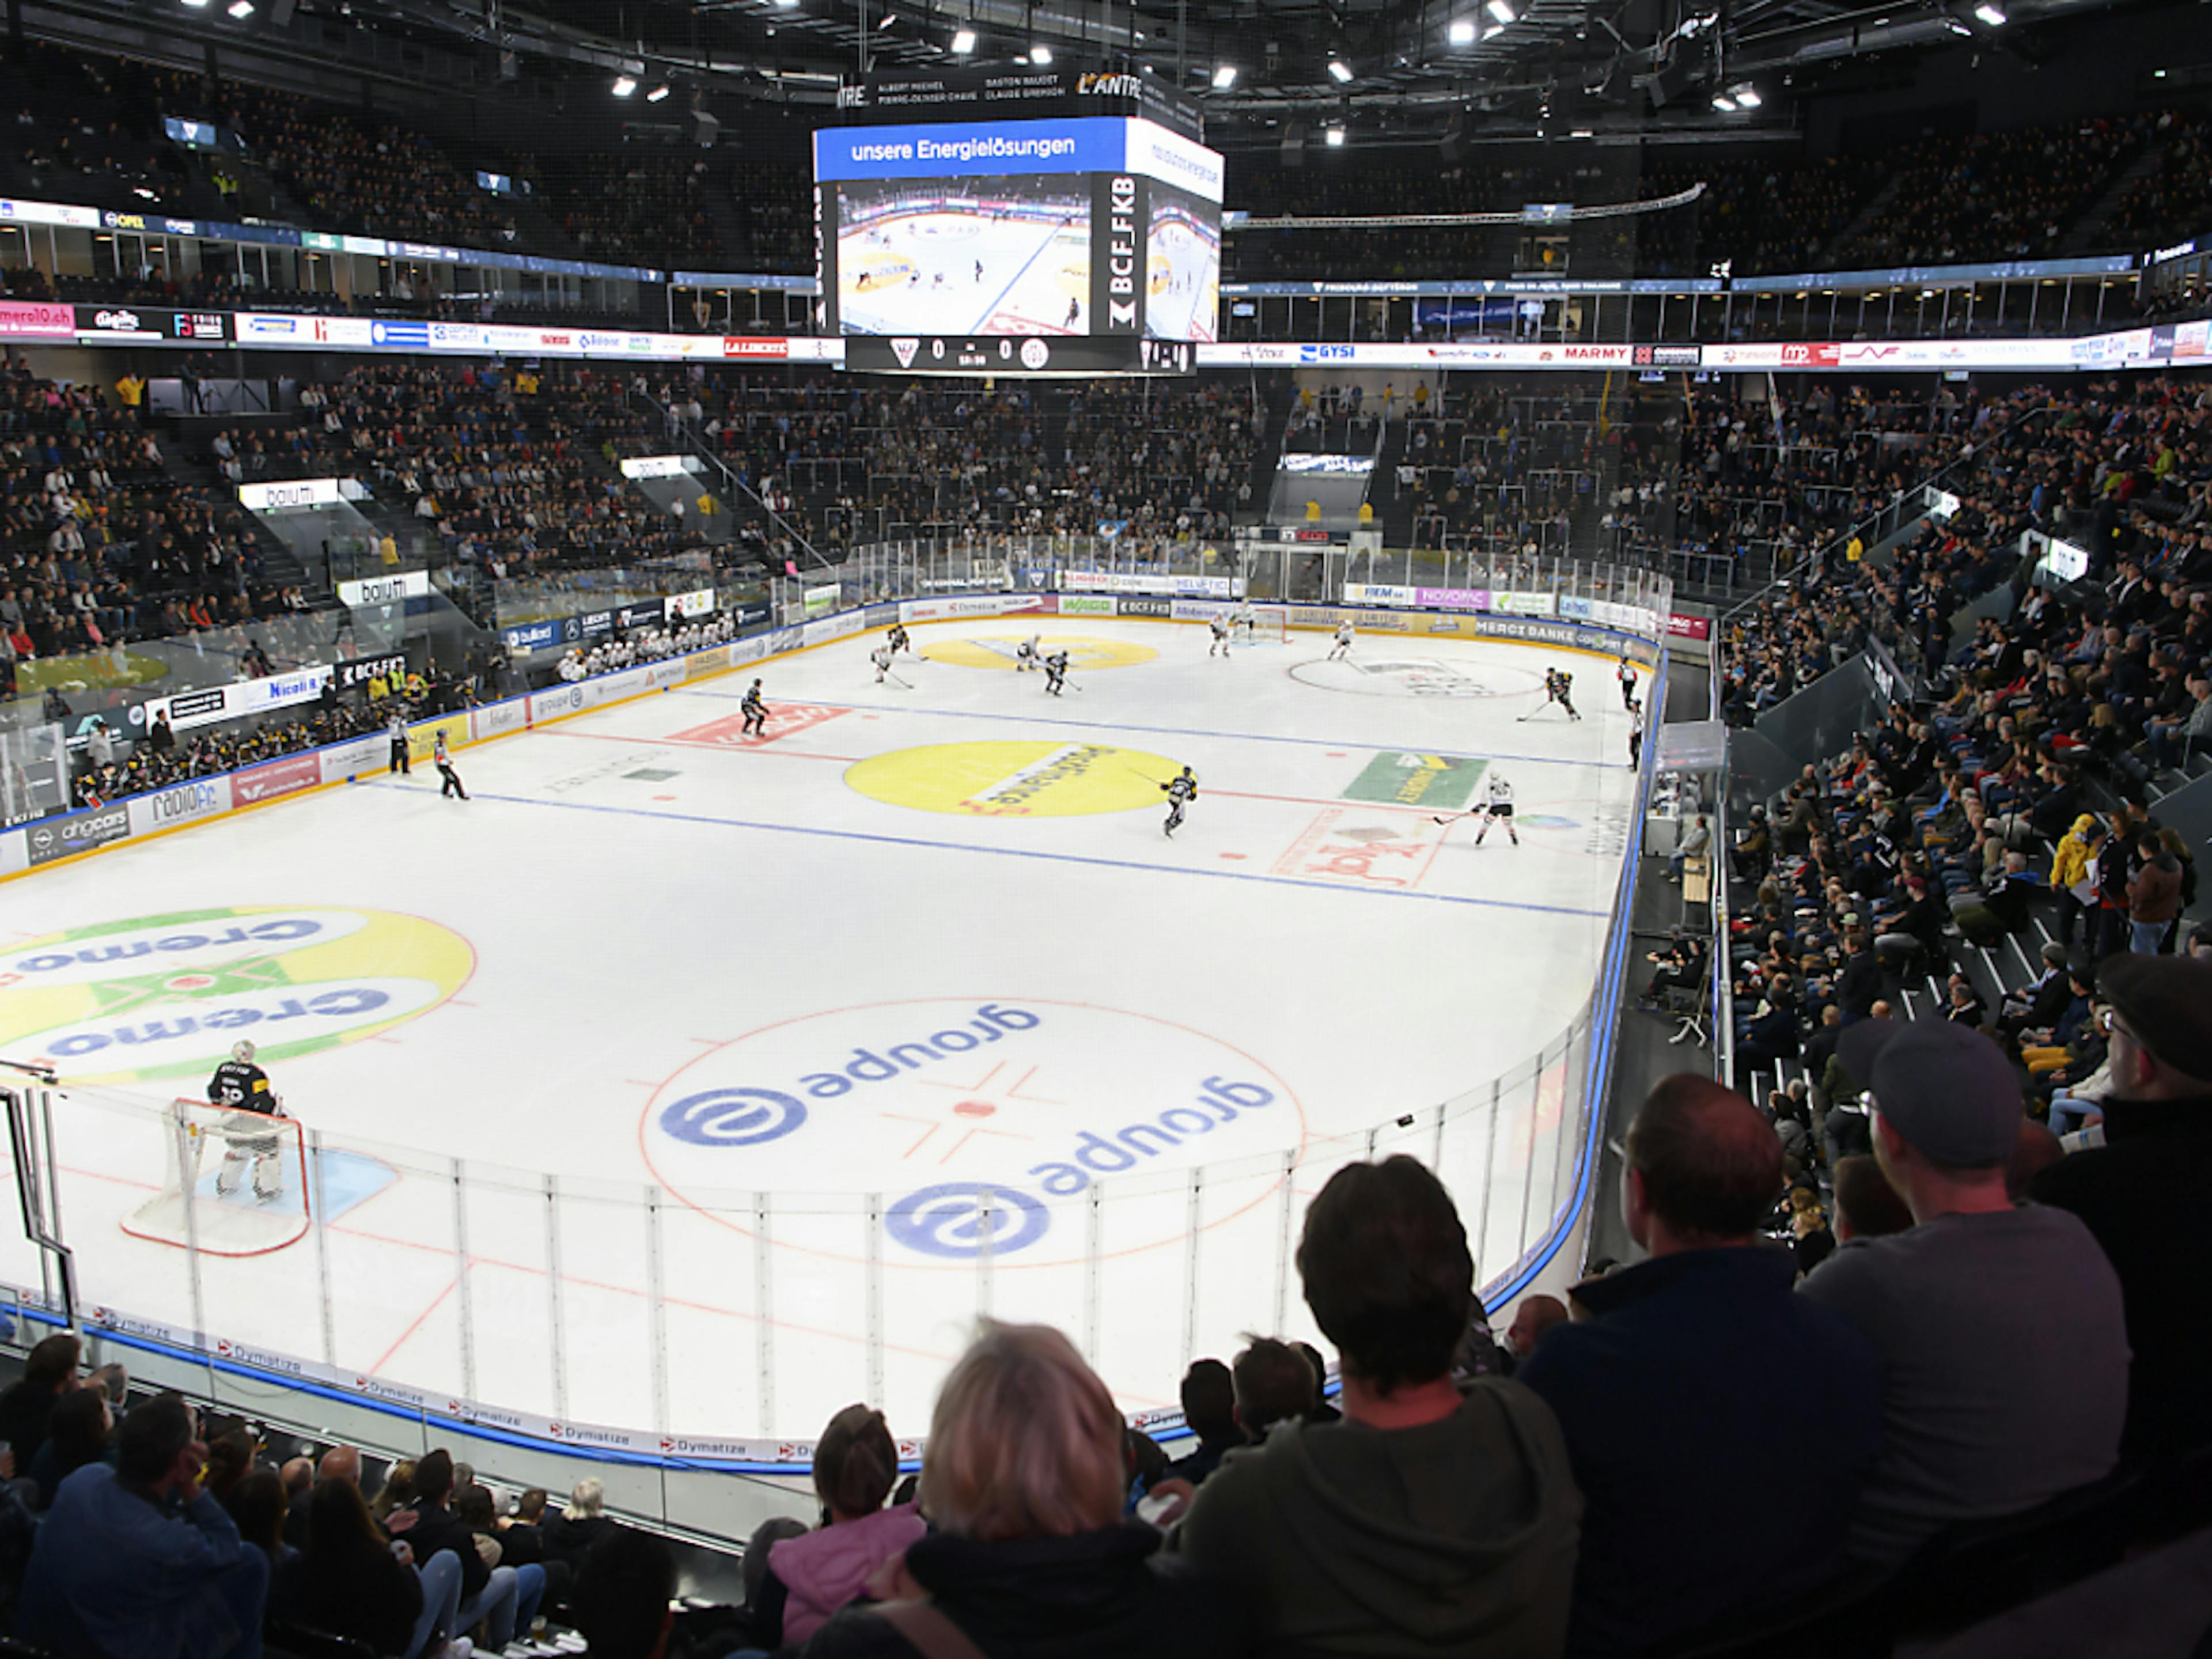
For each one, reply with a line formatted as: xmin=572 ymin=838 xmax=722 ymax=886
xmin=0 ymin=594 xmax=1658 ymax=1465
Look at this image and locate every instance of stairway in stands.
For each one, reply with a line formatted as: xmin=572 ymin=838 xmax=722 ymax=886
xmin=1826 ymin=172 xmax=1908 ymax=268
xmin=156 ymin=410 xmax=321 ymax=604
xmin=2060 ymin=144 xmax=2167 ymax=257
xmin=1369 ymin=416 xmax=1415 ymax=544
xmin=1242 ymin=396 xmax=1294 ymax=526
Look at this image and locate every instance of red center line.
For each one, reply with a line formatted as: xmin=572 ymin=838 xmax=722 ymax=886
xmin=536 ymin=728 xmax=869 ymax=764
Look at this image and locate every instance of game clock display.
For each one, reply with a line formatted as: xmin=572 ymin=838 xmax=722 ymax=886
xmin=843 ymin=334 xmax=1195 ymax=377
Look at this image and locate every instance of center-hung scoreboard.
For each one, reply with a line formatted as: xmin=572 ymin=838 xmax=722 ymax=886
xmin=817 ymin=68 xmax=1222 ymax=376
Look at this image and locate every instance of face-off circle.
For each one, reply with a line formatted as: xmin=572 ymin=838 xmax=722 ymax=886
xmin=0 ymin=906 xmax=473 ymax=1083
xmin=1291 ymin=657 xmax=1544 ymax=698
xmin=641 ymin=998 xmax=1306 ymax=1263
xmin=846 ymin=740 xmax=1181 ymax=817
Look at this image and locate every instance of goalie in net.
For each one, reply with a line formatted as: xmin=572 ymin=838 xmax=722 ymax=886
xmin=206 ymin=1041 xmax=288 ymax=1202
xmin=123 ymin=1043 xmax=310 ymax=1256
xmin=1233 ymin=603 xmax=1289 ymax=645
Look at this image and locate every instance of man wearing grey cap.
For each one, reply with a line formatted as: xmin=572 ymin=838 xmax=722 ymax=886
xmin=2029 ymin=954 xmax=2212 ymax=1466
xmin=1799 ymin=1019 xmax=2127 ymax=1566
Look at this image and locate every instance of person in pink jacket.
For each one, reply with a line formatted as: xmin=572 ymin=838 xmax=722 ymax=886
xmin=755 ymin=1405 xmax=926 ymax=1649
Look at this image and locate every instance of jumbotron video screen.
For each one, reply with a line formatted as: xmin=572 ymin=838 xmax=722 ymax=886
xmin=815 ymin=114 xmax=1222 ymax=373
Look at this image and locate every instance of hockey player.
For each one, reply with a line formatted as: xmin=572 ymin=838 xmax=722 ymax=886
xmin=1015 ymin=635 xmax=1042 ymax=672
xmin=870 ymin=644 xmax=895 ymax=684
xmin=1161 ymin=766 xmax=1199 ymax=836
xmin=1628 ymin=698 xmax=1645 ymax=770
xmin=1230 ymin=601 xmax=1256 ymax=642
xmin=974 ymin=259 xmax=984 ymax=284
xmin=206 ymin=1041 xmax=286 ymax=1203
xmin=1618 ymin=655 xmax=1639 ymax=710
xmin=1475 ymin=773 xmax=1518 ymax=846
xmin=1328 ymin=620 xmax=1355 ymax=661
xmin=386 ymin=710 xmax=410 ymax=775
xmin=1209 ymin=613 xmax=1232 ymax=658
xmin=888 ymin=623 xmax=912 ymax=655
xmin=434 ymin=731 xmax=467 ymax=800
xmin=1528 ymin=667 xmax=1580 ymax=722
xmin=740 ymin=679 xmax=769 ymax=736
xmin=1043 ymin=650 xmax=1070 ymax=696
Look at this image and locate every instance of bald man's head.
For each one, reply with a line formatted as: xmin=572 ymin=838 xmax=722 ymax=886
xmin=1506 ymin=1295 xmax=1568 ymax=1359
xmin=319 ymin=1445 xmax=362 ymax=1486
xmin=1626 ymin=1074 xmax=1784 ymax=1247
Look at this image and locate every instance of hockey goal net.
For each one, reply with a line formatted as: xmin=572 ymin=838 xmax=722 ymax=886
xmin=1237 ymin=604 xmax=1289 ymax=645
xmin=121 ymin=1100 xmax=311 ymax=1256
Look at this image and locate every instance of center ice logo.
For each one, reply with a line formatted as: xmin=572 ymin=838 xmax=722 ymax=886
xmin=642 ymin=998 xmax=1302 ymax=1262
xmin=1293 ymin=657 xmax=1513 ymax=698
xmin=0 ymin=906 xmax=475 ymax=1082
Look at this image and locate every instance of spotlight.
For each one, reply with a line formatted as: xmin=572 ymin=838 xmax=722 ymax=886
xmin=950 ymin=26 xmax=976 ymax=52
xmin=1327 ymin=58 xmax=1353 ymax=82
xmin=1213 ymin=63 xmax=1237 ymax=88
xmin=1973 ymin=3 xmax=2005 ymax=21
xmin=1447 ymin=17 xmax=1476 ymax=43
xmin=611 ymin=74 xmax=638 ymax=95
xmin=181 ymin=0 xmax=213 ymax=9
xmin=645 ymin=84 xmax=671 ymax=101
xmin=1732 ymin=85 xmax=1760 ymax=107
xmin=1710 ymin=93 xmax=1736 ymax=109
xmin=226 ymin=1 xmax=253 ymax=16
xmin=876 ymin=10 xmax=896 ymax=25
xmin=1029 ymin=43 xmax=1051 ymax=63
xmin=1324 ymin=124 xmax=1346 ymax=145
xmin=1943 ymin=16 xmax=1971 ymax=32
xmin=1486 ymin=1 xmax=1515 ymax=23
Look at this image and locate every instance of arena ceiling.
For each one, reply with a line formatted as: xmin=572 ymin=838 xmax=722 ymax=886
xmin=495 ymin=0 xmax=2162 ymax=141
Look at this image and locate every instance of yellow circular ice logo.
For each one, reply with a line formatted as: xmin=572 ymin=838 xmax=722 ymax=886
xmin=0 ymin=907 xmax=474 ymax=1083
xmin=846 ymin=740 xmax=1182 ymax=817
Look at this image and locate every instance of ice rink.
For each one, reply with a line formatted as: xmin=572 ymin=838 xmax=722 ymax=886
xmin=839 ymin=211 xmax=1092 ymax=336
xmin=1146 ymin=215 xmax=1220 ymax=343
xmin=0 ymin=618 xmax=1639 ymax=1443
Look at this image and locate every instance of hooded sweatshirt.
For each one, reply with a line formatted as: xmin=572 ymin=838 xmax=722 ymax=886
xmin=1169 ymin=1380 xmax=1580 ymax=1657
xmin=769 ymin=1503 xmax=927 ymax=1647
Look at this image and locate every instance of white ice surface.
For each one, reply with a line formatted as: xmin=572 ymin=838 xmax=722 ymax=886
xmin=0 ymin=619 xmax=1637 ymax=1440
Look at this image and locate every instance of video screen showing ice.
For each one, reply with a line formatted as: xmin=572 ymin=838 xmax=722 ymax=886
xmin=836 ymin=176 xmax=1091 ymax=336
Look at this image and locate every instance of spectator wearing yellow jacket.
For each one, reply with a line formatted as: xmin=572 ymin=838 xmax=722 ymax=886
xmin=2050 ymin=814 xmax=2105 ymax=952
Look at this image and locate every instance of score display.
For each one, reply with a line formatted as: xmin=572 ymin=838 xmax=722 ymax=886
xmin=815 ymin=115 xmax=1222 ymax=374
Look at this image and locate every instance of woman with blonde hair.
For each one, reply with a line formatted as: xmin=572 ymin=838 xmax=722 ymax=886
xmin=802 ymin=1322 xmax=1249 ymax=1657
xmin=540 ymin=1475 xmax=618 ymax=1570
xmin=755 ymin=1404 xmax=925 ymax=1648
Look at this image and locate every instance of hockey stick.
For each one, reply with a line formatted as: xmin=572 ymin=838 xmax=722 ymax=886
xmin=884 ymin=668 xmax=912 ymax=690
xmin=1431 ymin=808 xmax=1486 ymax=825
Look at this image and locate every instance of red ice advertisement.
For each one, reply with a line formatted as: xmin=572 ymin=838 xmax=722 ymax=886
xmin=669 ymin=704 xmax=849 ymax=746
xmin=233 ymin=753 xmax=323 ymax=805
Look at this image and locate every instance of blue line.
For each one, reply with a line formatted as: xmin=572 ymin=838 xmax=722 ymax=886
xmin=680 ymin=688 xmax=1602 ymax=771
xmin=974 ymin=217 xmax=1069 ymax=331
xmin=403 ymin=782 xmax=1612 ymax=921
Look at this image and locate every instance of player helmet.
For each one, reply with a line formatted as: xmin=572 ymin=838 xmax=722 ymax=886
xmin=232 ymin=1041 xmax=256 ymax=1064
